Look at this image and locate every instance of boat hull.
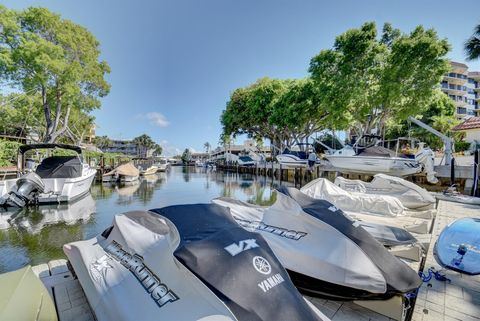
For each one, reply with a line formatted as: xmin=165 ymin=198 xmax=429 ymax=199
xmin=0 ymin=169 xmax=96 ymax=204
xmin=325 ymin=155 xmax=421 ymax=176
xmin=276 ymin=155 xmax=309 ymax=168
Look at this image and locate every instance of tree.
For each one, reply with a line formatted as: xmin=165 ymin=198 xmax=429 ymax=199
xmin=385 ymin=89 xmax=457 ymax=149
xmin=204 ymin=142 xmax=211 ymax=153
xmin=465 ymin=23 xmax=480 ymax=61
xmin=0 ymin=6 xmax=110 ymax=143
xmin=309 ymin=22 xmax=450 ymax=137
xmin=132 ymin=134 xmax=156 ymax=157
xmin=153 ymin=144 xmax=163 ymax=156
xmin=181 ymin=148 xmax=191 ymax=164
xmin=94 ymin=135 xmax=112 ymax=149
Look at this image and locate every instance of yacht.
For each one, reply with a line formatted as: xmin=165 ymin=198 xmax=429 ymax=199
xmin=138 ymin=165 xmax=158 ymax=176
xmin=0 ymin=144 xmax=96 ymax=208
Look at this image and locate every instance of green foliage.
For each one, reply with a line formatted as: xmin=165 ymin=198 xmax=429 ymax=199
xmin=385 ymin=89 xmax=458 ymax=149
xmin=181 ymin=148 xmax=191 ymax=163
xmin=465 ymin=24 xmax=480 ymax=61
xmin=0 ymin=140 xmax=21 ymax=166
xmin=455 ymin=141 xmax=471 ymax=152
xmin=222 ymin=22 xmax=450 ymax=149
xmin=0 ymin=5 xmax=110 ymax=143
xmin=153 ymin=144 xmax=162 ymax=156
xmin=94 ymin=135 xmax=112 ymax=148
xmin=309 ymin=22 xmax=450 ymax=135
xmin=221 ymin=77 xmax=326 ymax=149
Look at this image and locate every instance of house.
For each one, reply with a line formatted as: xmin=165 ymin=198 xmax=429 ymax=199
xmin=452 ymin=117 xmax=480 ymax=143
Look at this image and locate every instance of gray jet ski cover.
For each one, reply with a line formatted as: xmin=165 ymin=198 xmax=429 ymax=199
xmin=64 ymin=205 xmax=328 ymax=321
xmin=277 ymin=187 xmax=422 ymax=297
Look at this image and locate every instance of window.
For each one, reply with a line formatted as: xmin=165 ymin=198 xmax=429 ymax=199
xmin=457 ymin=107 xmax=467 ymax=114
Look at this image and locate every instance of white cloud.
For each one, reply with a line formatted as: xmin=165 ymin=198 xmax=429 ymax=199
xmin=139 ymin=112 xmax=170 ymax=128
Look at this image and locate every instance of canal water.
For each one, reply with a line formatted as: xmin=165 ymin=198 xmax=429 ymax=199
xmin=0 ymin=166 xmax=294 ymax=273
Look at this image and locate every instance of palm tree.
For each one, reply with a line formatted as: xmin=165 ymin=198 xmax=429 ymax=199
xmin=204 ymin=142 xmax=211 ymax=153
xmin=465 ymin=23 xmax=480 ymax=61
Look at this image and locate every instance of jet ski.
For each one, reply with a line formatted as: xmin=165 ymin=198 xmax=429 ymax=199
xmin=64 ymin=204 xmax=329 ymax=321
xmin=213 ymin=187 xmax=422 ymax=300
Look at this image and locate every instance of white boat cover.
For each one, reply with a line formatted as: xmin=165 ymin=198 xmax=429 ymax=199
xmin=335 ymin=174 xmax=435 ymax=209
xmin=213 ymin=189 xmax=421 ymax=300
xmin=301 ymin=178 xmax=405 ymax=216
xmin=64 ymin=206 xmax=328 ymax=321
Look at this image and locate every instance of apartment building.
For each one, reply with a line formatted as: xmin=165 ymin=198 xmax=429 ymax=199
xmin=441 ymin=61 xmax=479 ymax=118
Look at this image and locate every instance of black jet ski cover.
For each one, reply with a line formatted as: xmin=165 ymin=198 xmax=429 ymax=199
xmin=151 ymin=204 xmax=324 ymax=321
xmin=277 ymin=187 xmax=422 ymax=296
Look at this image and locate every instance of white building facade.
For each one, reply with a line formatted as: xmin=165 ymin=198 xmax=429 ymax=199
xmin=441 ymin=62 xmax=479 ymax=118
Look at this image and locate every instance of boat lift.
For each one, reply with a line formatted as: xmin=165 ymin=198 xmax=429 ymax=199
xmin=407 ymin=116 xmax=454 ymax=166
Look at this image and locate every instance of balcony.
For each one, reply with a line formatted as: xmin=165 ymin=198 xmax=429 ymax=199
xmin=444 ymin=72 xmax=468 ymax=85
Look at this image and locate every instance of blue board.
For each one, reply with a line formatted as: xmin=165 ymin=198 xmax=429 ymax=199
xmin=434 ymin=218 xmax=480 ymax=275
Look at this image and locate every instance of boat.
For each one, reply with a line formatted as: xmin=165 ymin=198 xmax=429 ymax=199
xmin=102 ymin=162 xmax=139 ymax=183
xmin=334 ymin=174 xmax=436 ymax=209
xmin=324 ymin=135 xmax=437 ymax=183
xmin=0 ymin=265 xmax=58 ymax=321
xmin=212 ymin=187 xmax=422 ymax=300
xmin=275 ymin=143 xmax=315 ymax=168
xmin=194 ymin=160 xmax=205 ymax=167
xmin=154 ymin=158 xmax=170 ymax=172
xmin=63 ymin=205 xmax=329 ymax=320
xmin=139 ymin=165 xmax=158 ymax=176
xmin=237 ymin=155 xmax=256 ymax=166
xmin=0 ymin=144 xmax=96 ymax=208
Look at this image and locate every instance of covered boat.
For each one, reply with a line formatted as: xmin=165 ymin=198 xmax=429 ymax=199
xmin=301 ymin=178 xmax=405 ymax=216
xmin=0 ymin=144 xmax=96 ymax=208
xmin=213 ymin=187 xmax=422 ymax=300
xmin=64 ymin=205 xmax=328 ymax=321
xmin=334 ymin=174 xmax=435 ymax=209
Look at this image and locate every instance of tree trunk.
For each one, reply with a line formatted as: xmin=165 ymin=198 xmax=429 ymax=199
xmin=48 ymin=104 xmax=71 ymax=143
xmin=42 ymin=86 xmax=54 ymax=143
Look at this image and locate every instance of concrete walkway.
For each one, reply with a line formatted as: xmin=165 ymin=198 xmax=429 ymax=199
xmin=411 ymin=200 xmax=480 ymax=321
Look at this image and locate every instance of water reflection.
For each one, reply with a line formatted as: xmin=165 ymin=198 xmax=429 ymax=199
xmin=0 ymin=166 xmax=292 ymax=272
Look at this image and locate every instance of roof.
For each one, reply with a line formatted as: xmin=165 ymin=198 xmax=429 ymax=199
xmin=468 ymin=71 xmax=480 ymax=80
xmin=18 ymin=144 xmax=82 ymax=155
xmin=452 ymin=117 xmax=480 ymax=131
xmin=450 ymin=61 xmax=468 ymax=69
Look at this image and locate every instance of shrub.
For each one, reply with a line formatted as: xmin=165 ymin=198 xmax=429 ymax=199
xmin=0 ymin=140 xmax=22 ymax=167
xmin=455 ymin=141 xmax=471 ymax=152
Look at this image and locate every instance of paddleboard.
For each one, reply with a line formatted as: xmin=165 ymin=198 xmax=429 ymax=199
xmin=434 ymin=217 xmax=480 ymax=275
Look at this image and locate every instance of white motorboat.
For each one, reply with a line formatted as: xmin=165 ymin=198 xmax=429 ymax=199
xmin=325 ymin=135 xmax=437 ymax=183
xmin=237 ymin=155 xmax=256 ymax=166
xmin=139 ymin=165 xmax=158 ymax=176
xmin=0 ymin=144 xmax=96 ymax=208
xmin=276 ymin=144 xmax=310 ymax=168
xmin=154 ymin=158 xmax=170 ymax=172
xmin=102 ymin=162 xmax=139 ymax=183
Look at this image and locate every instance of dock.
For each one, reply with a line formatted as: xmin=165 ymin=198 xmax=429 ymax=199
xmin=30 ymin=199 xmax=479 ymax=321
xmin=411 ymin=200 xmax=480 ymax=321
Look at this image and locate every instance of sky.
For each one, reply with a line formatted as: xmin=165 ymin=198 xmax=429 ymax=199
xmin=2 ymin=0 xmax=480 ymax=156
